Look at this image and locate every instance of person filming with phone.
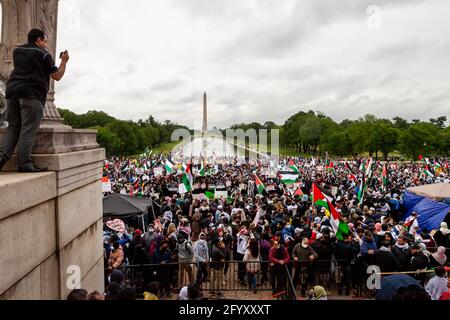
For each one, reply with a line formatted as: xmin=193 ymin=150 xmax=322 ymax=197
xmin=0 ymin=28 xmax=69 ymax=172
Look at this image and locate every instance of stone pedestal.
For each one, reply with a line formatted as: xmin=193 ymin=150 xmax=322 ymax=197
xmin=0 ymin=147 xmax=105 ymax=300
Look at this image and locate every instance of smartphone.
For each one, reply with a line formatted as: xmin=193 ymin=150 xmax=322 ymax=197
xmin=59 ymin=51 xmax=67 ymax=58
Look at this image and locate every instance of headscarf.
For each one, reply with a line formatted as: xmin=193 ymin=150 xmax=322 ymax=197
xmin=418 ymin=242 xmax=430 ymax=257
xmin=440 ymin=222 xmax=450 ymax=235
xmin=431 ymin=246 xmax=447 ymax=266
xmin=313 ymin=286 xmax=327 ymax=300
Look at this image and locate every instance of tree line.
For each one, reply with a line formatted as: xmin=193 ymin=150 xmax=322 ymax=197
xmin=58 ymin=109 xmax=189 ymax=156
xmin=229 ymin=111 xmax=449 ymax=160
xmin=58 ymin=108 xmax=449 ymax=160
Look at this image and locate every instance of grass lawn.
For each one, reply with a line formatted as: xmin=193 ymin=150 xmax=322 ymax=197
xmin=152 ymin=141 xmax=182 ymax=154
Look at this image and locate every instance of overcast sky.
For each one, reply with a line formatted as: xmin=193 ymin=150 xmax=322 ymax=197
xmin=54 ymin=0 xmax=450 ymax=129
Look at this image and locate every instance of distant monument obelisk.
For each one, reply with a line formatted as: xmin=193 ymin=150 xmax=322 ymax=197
xmin=202 ymin=92 xmax=207 ymax=134
xmin=201 ymin=92 xmax=208 ymax=159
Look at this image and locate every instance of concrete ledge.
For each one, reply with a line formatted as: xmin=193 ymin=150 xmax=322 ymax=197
xmin=58 ymin=166 xmax=102 ymax=188
xmin=58 ymin=181 xmax=103 ymax=249
xmin=0 ymin=127 xmax=100 ymax=154
xmin=0 ymin=254 xmax=60 ymax=300
xmin=0 ymin=172 xmax=57 ymax=221
xmin=59 ymin=219 xmax=103 ymax=297
xmin=58 ymin=173 xmax=102 ymax=197
xmin=1 ymin=148 xmax=105 ymax=172
xmin=0 ymin=200 xmax=57 ymax=295
xmin=79 ymin=257 xmax=104 ymax=297
xmin=57 ymin=161 xmax=102 ymax=180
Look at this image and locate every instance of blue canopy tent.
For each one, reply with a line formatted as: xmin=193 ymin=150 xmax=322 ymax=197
xmin=401 ymin=188 xmax=450 ymax=231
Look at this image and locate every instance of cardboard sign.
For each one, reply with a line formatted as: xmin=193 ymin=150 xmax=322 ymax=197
xmin=179 ymin=183 xmax=187 ymax=194
xmin=239 ymin=183 xmax=247 ymax=190
xmin=153 ymin=167 xmax=163 ymax=176
xmin=106 ymin=219 xmax=126 ymax=233
xmin=193 ymin=193 xmax=207 ymax=201
xmin=215 ymin=190 xmax=228 ymax=199
xmin=331 ymin=186 xmax=338 ymax=196
xmin=102 ymin=181 xmax=112 ymax=193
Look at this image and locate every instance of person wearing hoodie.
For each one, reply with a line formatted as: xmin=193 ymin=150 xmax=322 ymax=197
xmin=292 ymin=237 xmax=318 ymax=297
xmin=391 ymin=235 xmax=412 ymax=271
xmin=194 ymin=232 xmax=209 ymax=284
xmin=372 ymin=241 xmax=402 ymax=272
xmin=175 ymin=234 xmax=194 ymax=288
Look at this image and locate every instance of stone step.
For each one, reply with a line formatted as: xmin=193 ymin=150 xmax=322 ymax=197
xmin=0 ymin=172 xmax=56 ymax=221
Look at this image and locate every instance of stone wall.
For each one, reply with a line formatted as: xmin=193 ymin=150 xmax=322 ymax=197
xmin=0 ymin=148 xmax=105 ymax=300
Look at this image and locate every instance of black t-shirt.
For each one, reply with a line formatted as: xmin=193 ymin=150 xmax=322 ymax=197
xmin=5 ymin=43 xmax=59 ymax=105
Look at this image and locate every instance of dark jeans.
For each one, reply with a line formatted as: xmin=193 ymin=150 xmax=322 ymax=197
xmin=235 ymin=253 xmax=245 ymax=282
xmin=270 ymin=268 xmax=286 ymax=294
xmin=196 ymin=262 xmax=208 ymax=284
xmin=0 ymin=98 xmax=43 ymax=168
xmin=248 ymin=272 xmax=256 ymax=290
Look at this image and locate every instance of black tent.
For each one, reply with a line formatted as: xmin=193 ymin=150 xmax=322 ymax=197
xmin=103 ymin=193 xmax=153 ymax=217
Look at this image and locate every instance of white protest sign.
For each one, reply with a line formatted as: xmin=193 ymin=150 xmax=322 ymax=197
xmin=153 ymin=167 xmax=163 ymax=176
xmin=102 ymin=182 xmax=112 ymax=193
xmin=215 ymin=190 xmax=228 ymax=199
xmin=179 ymin=183 xmax=187 ymax=194
xmin=331 ymin=186 xmax=338 ymax=196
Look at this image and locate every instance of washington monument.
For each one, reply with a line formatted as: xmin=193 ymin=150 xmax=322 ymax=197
xmin=202 ymin=92 xmax=207 ymax=134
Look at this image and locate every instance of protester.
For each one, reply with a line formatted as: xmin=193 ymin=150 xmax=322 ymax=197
xmin=210 ymin=237 xmax=226 ymax=297
xmin=67 ymin=289 xmax=88 ymax=300
xmin=243 ymin=238 xmax=261 ymax=293
xmin=425 ymin=266 xmax=448 ymax=300
xmin=100 ymin=154 xmax=450 ymax=300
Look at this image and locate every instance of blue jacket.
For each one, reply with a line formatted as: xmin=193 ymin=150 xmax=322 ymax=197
xmin=360 ymin=237 xmax=377 ymax=256
xmin=153 ymin=247 xmax=172 ymax=264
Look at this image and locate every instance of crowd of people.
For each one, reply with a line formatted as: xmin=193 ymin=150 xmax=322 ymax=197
xmin=92 ymin=154 xmax=450 ymax=300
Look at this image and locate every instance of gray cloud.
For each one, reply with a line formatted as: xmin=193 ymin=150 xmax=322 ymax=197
xmin=55 ymin=0 xmax=450 ymax=129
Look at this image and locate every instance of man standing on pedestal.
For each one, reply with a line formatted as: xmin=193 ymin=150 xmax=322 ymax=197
xmin=0 ymin=29 xmax=69 ymax=172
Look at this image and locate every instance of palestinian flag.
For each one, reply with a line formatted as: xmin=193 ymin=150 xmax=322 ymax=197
xmin=290 ymin=164 xmax=300 ymax=174
xmin=434 ymin=161 xmax=442 ymax=172
xmin=181 ymin=172 xmax=193 ymax=192
xmin=423 ymin=166 xmax=434 ymax=178
xmin=382 ymin=163 xmax=388 ymax=190
xmin=345 ymin=162 xmax=357 ymax=181
xmin=204 ymin=190 xmax=215 ymax=200
xmin=357 ymin=175 xmax=365 ymax=204
xmin=165 ymin=159 xmax=175 ymax=174
xmin=278 ymin=171 xmax=299 ymax=184
xmin=327 ymin=198 xmax=350 ymax=240
xmin=326 ymin=160 xmax=335 ymax=173
xmin=294 ymin=188 xmax=303 ymax=197
xmin=255 ymin=175 xmax=266 ymax=194
xmin=200 ymin=161 xmax=206 ymax=176
xmin=312 ymin=183 xmax=330 ymax=210
xmin=288 ymin=160 xmax=300 ymax=173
